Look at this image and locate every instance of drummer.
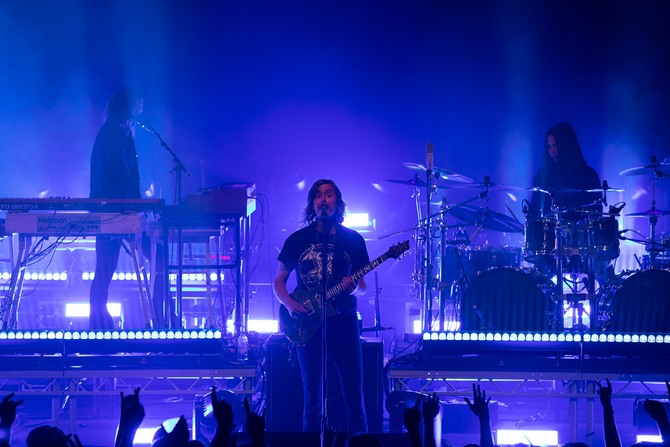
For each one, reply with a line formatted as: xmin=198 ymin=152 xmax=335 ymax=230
xmin=528 ymin=122 xmax=615 ymax=284
xmin=530 ymin=122 xmax=601 ymax=220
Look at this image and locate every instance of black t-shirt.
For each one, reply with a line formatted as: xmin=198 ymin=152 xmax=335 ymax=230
xmin=277 ymin=222 xmax=370 ymax=315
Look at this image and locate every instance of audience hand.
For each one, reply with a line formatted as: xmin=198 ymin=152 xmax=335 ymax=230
xmin=403 ymin=397 xmax=422 ymax=434
xmin=0 ymin=393 xmax=23 ymax=428
xmin=120 ymin=387 xmax=145 ymax=431
xmin=596 ymin=379 xmax=614 ymax=411
xmin=244 ymin=397 xmax=265 ymax=442
xmin=211 ymin=386 xmax=235 ymax=433
xmin=643 ymin=399 xmax=668 ymax=424
xmin=465 ymin=384 xmax=490 ymax=419
xmin=422 ymin=393 xmax=440 ymax=423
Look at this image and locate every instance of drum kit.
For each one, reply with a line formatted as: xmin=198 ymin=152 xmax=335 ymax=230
xmin=384 ymin=155 xmax=670 ymax=333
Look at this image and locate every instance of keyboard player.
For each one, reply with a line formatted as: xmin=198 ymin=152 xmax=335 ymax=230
xmin=89 ymin=88 xmax=165 ymax=329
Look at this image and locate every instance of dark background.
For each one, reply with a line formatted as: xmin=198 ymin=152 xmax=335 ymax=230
xmin=2 ymin=0 xmax=670 ymax=336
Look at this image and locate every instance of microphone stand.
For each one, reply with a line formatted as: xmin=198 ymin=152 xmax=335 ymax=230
xmin=138 ymin=121 xmax=189 ymax=328
xmin=318 ymin=211 xmax=333 ymax=447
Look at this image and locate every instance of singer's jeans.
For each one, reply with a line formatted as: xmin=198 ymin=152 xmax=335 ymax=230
xmin=296 ymin=311 xmax=368 ymax=433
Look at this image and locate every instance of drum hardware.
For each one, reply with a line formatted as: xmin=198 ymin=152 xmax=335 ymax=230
xmin=620 ymin=155 xmax=669 ymax=269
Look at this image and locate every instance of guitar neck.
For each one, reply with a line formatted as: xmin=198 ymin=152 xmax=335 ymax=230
xmin=326 ymin=252 xmax=391 ymax=300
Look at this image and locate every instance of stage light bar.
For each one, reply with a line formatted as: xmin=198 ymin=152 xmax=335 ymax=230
xmin=65 ymin=302 xmax=122 ymax=318
xmin=421 ymin=331 xmax=670 ymax=344
xmin=496 ymin=429 xmax=558 ymax=446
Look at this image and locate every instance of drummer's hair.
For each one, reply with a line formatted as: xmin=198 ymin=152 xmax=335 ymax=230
xmin=302 ymin=179 xmax=346 ymax=225
xmin=544 ymin=122 xmax=589 ymax=167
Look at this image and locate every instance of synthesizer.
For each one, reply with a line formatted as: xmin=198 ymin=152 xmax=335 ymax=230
xmin=0 ymin=197 xmax=164 ymax=212
xmin=4 ymin=211 xmax=145 ymax=235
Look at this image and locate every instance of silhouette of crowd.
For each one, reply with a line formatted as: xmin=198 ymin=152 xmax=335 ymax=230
xmin=1 ymin=379 xmax=668 ymax=446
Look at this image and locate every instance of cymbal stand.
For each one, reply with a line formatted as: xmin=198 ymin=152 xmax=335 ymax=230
xmin=647 ymin=168 xmax=662 ymax=269
xmin=422 ymin=168 xmax=436 ymax=332
xmin=410 ymin=183 xmax=427 ymax=309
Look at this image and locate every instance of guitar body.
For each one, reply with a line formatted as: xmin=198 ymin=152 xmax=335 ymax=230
xmin=278 ymin=240 xmax=410 ymax=345
xmin=279 ymin=289 xmax=325 ymax=345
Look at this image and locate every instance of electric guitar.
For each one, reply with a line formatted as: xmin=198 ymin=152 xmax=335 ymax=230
xmin=279 ymin=240 xmax=410 ymax=344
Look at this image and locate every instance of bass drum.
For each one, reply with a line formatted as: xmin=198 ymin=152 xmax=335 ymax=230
xmin=460 ymin=268 xmax=558 ymax=332
xmin=597 ymin=269 xmax=670 ymax=333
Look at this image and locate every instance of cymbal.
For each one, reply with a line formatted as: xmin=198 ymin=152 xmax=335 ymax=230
xmin=447 ymin=204 xmax=524 ymax=233
xmin=619 ymin=161 xmax=670 ymax=177
xmin=585 ymin=187 xmax=625 ymax=193
xmin=384 ymin=177 xmax=449 ymax=190
xmin=402 ymin=162 xmax=473 ymax=183
xmin=452 ymin=181 xmax=524 ymax=192
xmin=527 ymin=187 xmax=550 ymax=194
xmin=625 ymin=208 xmax=670 ymax=218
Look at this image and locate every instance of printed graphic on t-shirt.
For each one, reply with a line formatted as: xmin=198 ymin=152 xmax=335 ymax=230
xmin=297 ymin=242 xmax=352 ymax=291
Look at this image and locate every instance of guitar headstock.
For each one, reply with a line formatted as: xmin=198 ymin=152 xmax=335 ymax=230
xmin=388 ymin=240 xmax=410 ymax=259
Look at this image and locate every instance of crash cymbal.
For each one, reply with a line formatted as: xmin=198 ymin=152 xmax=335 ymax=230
xmin=402 ymin=162 xmax=473 ymax=183
xmin=384 ymin=177 xmax=450 ymax=190
xmin=619 ymin=160 xmax=670 ymax=177
xmin=446 ymin=204 xmax=524 ymax=233
xmin=585 ymin=187 xmax=625 ymax=193
xmin=625 ymin=208 xmax=670 ymax=218
xmin=526 ymin=187 xmax=551 ymax=194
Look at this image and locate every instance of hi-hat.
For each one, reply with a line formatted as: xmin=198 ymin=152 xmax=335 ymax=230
xmin=402 ymin=162 xmax=473 ymax=183
xmin=625 ymin=208 xmax=670 ymax=218
xmin=446 ymin=204 xmax=524 ymax=233
xmin=619 ymin=160 xmax=670 ymax=177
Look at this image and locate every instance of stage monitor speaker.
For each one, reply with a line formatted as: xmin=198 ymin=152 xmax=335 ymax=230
xmin=265 ymin=335 xmax=383 ymax=432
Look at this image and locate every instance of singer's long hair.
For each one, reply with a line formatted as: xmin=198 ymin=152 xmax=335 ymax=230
xmin=105 ymin=88 xmax=143 ymax=125
xmin=302 ymin=179 xmax=346 ymax=225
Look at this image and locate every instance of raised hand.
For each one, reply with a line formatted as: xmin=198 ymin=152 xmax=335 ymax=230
xmin=422 ymin=393 xmax=440 ymax=422
xmin=596 ymin=379 xmax=614 ymax=411
xmin=115 ymin=387 xmax=145 ymax=447
xmin=120 ymin=387 xmax=145 ymax=430
xmin=644 ymin=399 xmax=668 ymax=423
xmin=243 ymin=397 xmax=265 ymax=446
xmin=0 ymin=393 xmax=23 ymax=427
xmin=211 ymin=386 xmax=234 ymax=433
xmin=465 ymin=384 xmax=490 ymax=419
xmin=403 ymin=397 xmax=422 ymax=433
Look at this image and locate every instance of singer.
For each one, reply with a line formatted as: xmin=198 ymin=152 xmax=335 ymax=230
xmin=89 ymin=89 xmax=165 ymax=329
xmin=272 ymin=179 xmax=369 ymax=432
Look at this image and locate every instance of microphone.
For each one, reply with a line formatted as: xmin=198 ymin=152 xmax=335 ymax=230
xmin=319 ymin=203 xmax=329 ymax=216
xmin=426 ymin=143 xmax=434 ymax=172
xmin=135 ymin=118 xmax=153 ymax=132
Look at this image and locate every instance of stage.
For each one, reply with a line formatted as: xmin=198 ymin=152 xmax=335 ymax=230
xmin=0 ymin=330 xmax=668 ymax=446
